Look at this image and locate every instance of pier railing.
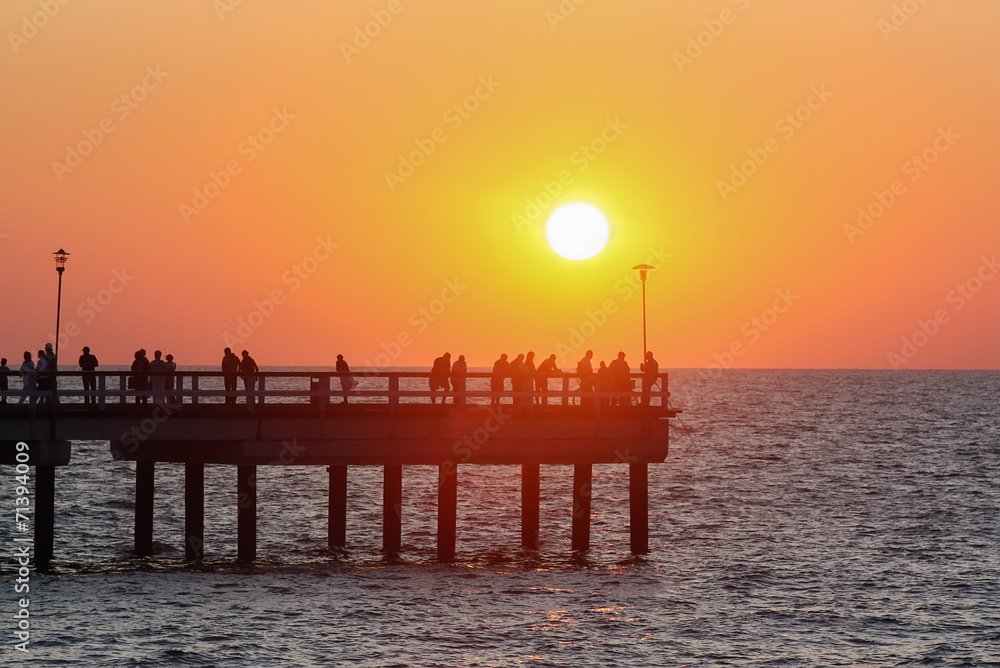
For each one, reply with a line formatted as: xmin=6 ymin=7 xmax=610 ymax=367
xmin=1 ymin=370 xmax=670 ymax=412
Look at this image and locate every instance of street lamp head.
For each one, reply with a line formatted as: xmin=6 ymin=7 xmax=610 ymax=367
xmin=632 ymin=263 xmax=654 ymax=281
xmin=53 ymin=249 xmax=70 ymax=274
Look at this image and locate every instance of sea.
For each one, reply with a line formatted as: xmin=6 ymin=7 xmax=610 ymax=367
xmin=1 ymin=369 xmax=998 ymax=666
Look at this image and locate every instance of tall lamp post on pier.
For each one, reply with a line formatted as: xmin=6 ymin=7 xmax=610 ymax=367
xmin=53 ymin=249 xmax=70 ymax=358
xmin=632 ymin=264 xmax=654 ymax=362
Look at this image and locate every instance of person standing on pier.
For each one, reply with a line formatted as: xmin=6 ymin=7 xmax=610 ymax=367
xmin=0 ymin=357 xmax=8 ymax=404
xmin=640 ymin=351 xmax=659 ymax=406
xmin=596 ymin=360 xmax=609 ymax=409
xmin=576 ymin=350 xmax=594 ymax=408
xmin=149 ymin=350 xmax=167 ymax=405
xmin=42 ymin=342 xmax=58 ymax=405
xmin=535 ymin=353 xmax=560 ymax=405
xmin=18 ymin=352 xmax=37 ymax=414
xmin=451 ymin=354 xmax=467 ymax=406
xmin=608 ymin=351 xmax=630 ymax=407
xmin=36 ymin=348 xmax=51 ymax=407
xmin=510 ymin=353 xmax=528 ymax=408
xmin=336 ymin=354 xmax=358 ymax=404
xmin=429 ymin=352 xmax=451 ymax=404
xmin=132 ymin=350 xmax=151 ymax=404
xmin=221 ymin=347 xmax=241 ymax=405
xmin=524 ymin=351 xmax=537 ymax=406
xmin=241 ymin=350 xmax=259 ymax=409
xmin=164 ymin=354 xmax=178 ymax=407
xmin=79 ymin=346 xmax=99 ymax=406
xmin=490 ymin=353 xmax=509 ymax=406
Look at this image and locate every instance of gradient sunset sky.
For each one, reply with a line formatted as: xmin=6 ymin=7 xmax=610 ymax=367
xmin=3 ymin=0 xmax=998 ymax=369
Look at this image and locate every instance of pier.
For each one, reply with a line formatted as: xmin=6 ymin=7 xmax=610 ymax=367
xmin=1 ymin=370 xmax=677 ymax=567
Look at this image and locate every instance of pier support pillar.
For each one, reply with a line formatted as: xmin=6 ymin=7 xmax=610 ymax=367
xmin=135 ymin=461 xmax=154 ymax=557
xmin=35 ymin=465 xmax=55 ymax=570
xmin=521 ymin=461 xmax=540 ymax=550
xmin=629 ymin=463 xmax=649 ymax=554
xmin=237 ymin=465 xmax=256 ymax=562
xmin=383 ymin=465 xmax=402 ymax=555
xmin=571 ymin=463 xmax=592 ymax=551
xmin=184 ymin=462 xmax=204 ymax=561
xmin=328 ymin=465 xmax=347 ymax=549
xmin=437 ymin=463 xmax=457 ymax=562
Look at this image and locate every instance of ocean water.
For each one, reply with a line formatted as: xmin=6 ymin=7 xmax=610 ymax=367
xmin=2 ymin=369 xmax=999 ymax=666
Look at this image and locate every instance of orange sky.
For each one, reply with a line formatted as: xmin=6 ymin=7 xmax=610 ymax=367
xmin=3 ymin=0 xmax=998 ymax=369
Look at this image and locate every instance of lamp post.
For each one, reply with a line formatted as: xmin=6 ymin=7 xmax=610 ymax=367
xmin=632 ymin=264 xmax=654 ymax=362
xmin=53 ymin=249 xmax=70 ymax=358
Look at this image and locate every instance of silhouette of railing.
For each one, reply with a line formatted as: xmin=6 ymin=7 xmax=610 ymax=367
xmin=0 ymin=370 xmax=669 ymax=412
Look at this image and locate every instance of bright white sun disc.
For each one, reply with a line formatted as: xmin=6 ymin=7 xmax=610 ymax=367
xmin=546 ymin=204 xmax=610 ymax=260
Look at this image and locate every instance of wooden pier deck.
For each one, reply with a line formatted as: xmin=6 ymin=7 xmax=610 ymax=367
xmin=1 ymin=370 xmax=677 ymax=567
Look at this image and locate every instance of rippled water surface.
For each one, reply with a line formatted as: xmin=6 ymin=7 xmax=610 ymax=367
xmin=2 ymin=370 xmax=999 ymax=666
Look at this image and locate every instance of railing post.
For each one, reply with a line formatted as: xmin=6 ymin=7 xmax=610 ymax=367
xmin=660 ymin=372 xmax=669 ymax=410
xmin=319 ymin=374 xmax=330 ymax=412
xmin=562 ymin=375 xmax=570 ymax=406
xmin=258 ymin=374 xmax=265 ymax=406
xmin=119 ymin=374 xmax=127 ymax=405
xmin=98 ymin=374 xmax=106 ymax=411
xmin=191 ymin=375 xmax=199 ymax=405
xmin=389 ymin=375 xmax=399 ymax=410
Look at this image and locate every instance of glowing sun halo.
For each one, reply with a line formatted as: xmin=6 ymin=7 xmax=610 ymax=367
xmin=545 ymin=203 xmax=610 ymax=261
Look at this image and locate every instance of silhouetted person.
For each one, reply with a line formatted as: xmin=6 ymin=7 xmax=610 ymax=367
xmin=36 ymin=348 xmax=51 ymax=407
xmin=511 ymin=353 xmax=528 ymax=408
xmin=576 ymin=350 xmax=594 ymax=407
xmin=221 ymin=347 xmax=240 ymax=405
xmin=524 ymin=351 xmax=537 ymax=406
xmin=535 ymin=354 xmax=560 ymax=405
xmin=596 ymin=360 xmax=609 ymax=409
xmin=336 ymin=354 xmax=357 ymax=404
xmin=149 ymin=350 xmax=167 ymax=405
xmin=0 ymin=357 xmax=8 ymax=404
xmin=430 ymin=352 xmax=451 ymax=404
xmin=608 ymin=351 xmax=630 ymax=406
xmin=42 ymin=342 xmax=57 ymax=405
xmin=640 ymin=351 xmax=659 ymax=406
xmin=241 ymin=350 xmax=259 ymax=408
xmin=79 ymin=346 xmax=99 ymax=405
xmin=165 ymin=354 xmax=178 ymax=406
xmin=132 ymin=350 xmax=150 ymax=404
xmin=18 ymin=352 xmax=36 ymax=412
xmin=490 ymin=354 xmax=509 ymax=406
xmin=451 ymin=354 xmax=467 ymax=406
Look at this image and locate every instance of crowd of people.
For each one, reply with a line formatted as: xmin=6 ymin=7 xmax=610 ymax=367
xmin=416 ymin=349 xmax=660 ymax=408
xmin=1 ymin=345 xmax=660 ymax=411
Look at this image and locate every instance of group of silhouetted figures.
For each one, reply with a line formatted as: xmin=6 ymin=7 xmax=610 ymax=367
xmin=1 ymin=343 xmax=660 ymax=413
xmin=416 ymin=349 xmax=660 ymax=408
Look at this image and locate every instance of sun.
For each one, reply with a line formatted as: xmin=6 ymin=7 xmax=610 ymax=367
xmin=545 ymin=203 xmax=610 ymax=261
